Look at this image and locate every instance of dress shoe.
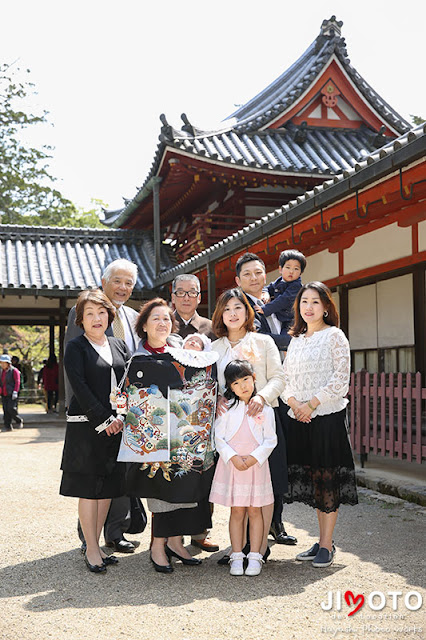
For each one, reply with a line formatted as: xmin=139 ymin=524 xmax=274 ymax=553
xmin=84 ymin=552 xmax=107 ymax=574
xmin=105 ymin=537 xmax=136 ymax=553
xmin=269 ymin=522 xmax=297 ymax=545
xmin=150 ymin=554 xmax=173 ymax=574
xmin=165 ymin=545 xmax=202 ymax=565
xmin=217 ymin=554 xmax=231 ymax=566
xmin=102 ymin=555 xmax=119 ymax=566
xmin=191 ymin=537 xmax=219 ymax=552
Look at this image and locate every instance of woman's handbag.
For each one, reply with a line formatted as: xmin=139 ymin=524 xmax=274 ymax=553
xmin=126 ymin=496 xmax=147 ymax=534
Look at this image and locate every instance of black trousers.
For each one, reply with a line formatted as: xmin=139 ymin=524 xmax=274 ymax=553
xmin=1 ymin=395 xmax=23 ymax=429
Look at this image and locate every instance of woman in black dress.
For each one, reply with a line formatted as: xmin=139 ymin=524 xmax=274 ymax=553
xmin=123 ymin=298 xmax=217 ymax=573
xmin=60 ymin=289 xmax=130 ymax=573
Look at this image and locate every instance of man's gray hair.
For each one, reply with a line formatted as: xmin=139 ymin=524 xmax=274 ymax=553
xmin=172 ymin=274 xmax=200 ymax=293
xmin=102 ymin=259 xmax=138 ymax=286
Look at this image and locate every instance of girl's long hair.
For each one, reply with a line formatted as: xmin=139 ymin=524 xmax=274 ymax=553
xmin=224 ymin=359 xmax=256 ymax=408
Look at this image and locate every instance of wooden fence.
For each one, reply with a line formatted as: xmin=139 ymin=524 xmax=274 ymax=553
xmin=348 ymin=371 xmax=426 ymax=465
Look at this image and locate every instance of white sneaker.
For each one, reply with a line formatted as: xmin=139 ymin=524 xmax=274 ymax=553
xmin=245 ymin=552 xmax=264 ymax=576
xmin=229 ymin=552 xmax=245 ymax=576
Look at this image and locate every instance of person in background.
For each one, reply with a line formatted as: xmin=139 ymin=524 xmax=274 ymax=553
xmin=255 ymin=249 xmax=306 ymax=342
xmin=0 ymin=354 xmax=23 ymax=432
xmin=37 ymin=360 xmax=48 ymax=412
xmin=235 ymin=252 xmax=297 ymax=546
xmin=65 ymin=258 xmax=140 ymax=554
xmin=282 ymin=282 xmax=358 ymax=568
xmin=171 ymin=273 xmax=218 ymax=552
xmin=43 ymin=354 xmax=59 ymax=413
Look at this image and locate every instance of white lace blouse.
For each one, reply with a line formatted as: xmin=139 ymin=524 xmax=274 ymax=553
xmin=282 ymin=326 xmax=350 ymax=418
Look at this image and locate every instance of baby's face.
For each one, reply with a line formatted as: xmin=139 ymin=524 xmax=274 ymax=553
xmin=184 ymin=336 xmax=204 ymax=351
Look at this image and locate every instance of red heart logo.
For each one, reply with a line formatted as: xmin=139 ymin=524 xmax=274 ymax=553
xmin=344 ymin=591 xmax=365 ymax=617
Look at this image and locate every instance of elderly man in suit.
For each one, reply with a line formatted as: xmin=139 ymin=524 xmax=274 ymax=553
xmin=65 ymin=258 xmax=140 ymax=553
xmin=171 ymin=274 xmax=216 ymax=341
xmin=235 ymin=252 xmax=297 ymax=546
xmin=171 ymin=273 xmax=218 ymax=552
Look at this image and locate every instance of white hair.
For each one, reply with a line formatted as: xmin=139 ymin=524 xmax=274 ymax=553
xmin=102 ymin=259 xmax=138 ymax=285
xmin=172 ymin=273 xmax=200 ymax=293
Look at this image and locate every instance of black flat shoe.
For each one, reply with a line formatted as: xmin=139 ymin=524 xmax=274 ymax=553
xmin=150 ymin=554 xmax=173 ymax=574
xmin=165 ymin=545 xmax=202 ymax=565
xmin=217 ymin=554 xmax=230 ymax=566
xmin=84 ymin=552 xmax=107 ymax=574
xmin=102 ymin=555 xmax=119 ymax=566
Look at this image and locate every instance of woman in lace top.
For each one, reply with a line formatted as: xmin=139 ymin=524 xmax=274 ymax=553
xmin=282 ymin=281 xmax=358 ymax=568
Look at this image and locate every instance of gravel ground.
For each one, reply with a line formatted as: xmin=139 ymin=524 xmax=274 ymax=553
xmin=1 ymin=425 xmax=425 ymax=640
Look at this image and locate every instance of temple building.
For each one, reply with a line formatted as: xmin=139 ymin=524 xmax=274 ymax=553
xmin=104 ymin=16 xmax=410 ymax=260
xmin=104 ymin=16 xmax=425 ymax=382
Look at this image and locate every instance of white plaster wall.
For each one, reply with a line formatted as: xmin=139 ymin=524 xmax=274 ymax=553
xmin=344 ymin=223 xmax=411 ymax=273
xmin=348 ymin=275 xmax=414 ymax=350
xmin=348 ymin=284 xmax=377 ymax=349
xmin=377 ymin=274 xmax=414 ymax=347
xmin=303 ymin=249 xmax=339 ymax=283
xmin=419 ymin=219 xmax=426 ymax=252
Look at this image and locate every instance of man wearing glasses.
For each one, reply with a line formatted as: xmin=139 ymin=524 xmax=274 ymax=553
xmin=171 ymin=274 xmax=216 ymax=341
xmin=171 ymin=273 xmax=218 ymax=552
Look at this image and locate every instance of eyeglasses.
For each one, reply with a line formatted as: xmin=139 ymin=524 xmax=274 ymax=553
xmin=173 ymin=289 xmax=200 ymax=298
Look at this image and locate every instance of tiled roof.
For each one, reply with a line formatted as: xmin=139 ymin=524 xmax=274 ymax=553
xmin=104 ymin=16 xmax=409 ymax=229
xmin=228 ymin=16 xmax=409 ymax=135
xmin=0 ymin=226 xmax=175 ymax=296
xmin=155 ymin=123 xmax=426 ymax=284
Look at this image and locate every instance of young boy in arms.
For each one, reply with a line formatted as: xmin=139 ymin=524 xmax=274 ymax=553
xmin=255 ymin=249 xmax=306 ymax=341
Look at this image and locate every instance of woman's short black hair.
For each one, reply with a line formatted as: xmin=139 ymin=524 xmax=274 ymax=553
xmin=278 ymin=249 xmax=307 ymax=272
xmin=223 ymin=359 xmax=256 ymax=407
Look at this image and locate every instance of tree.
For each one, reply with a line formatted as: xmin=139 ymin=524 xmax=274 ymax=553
xmin=410 ymin=115 xmax=425 ymax=126
xmin=0 ymin=62 xmax=104 ymax=227
xmin=0 ymin=325 xmax=52 ymax=389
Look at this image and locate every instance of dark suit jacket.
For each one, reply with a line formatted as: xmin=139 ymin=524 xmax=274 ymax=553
xmin=245 ymin=296 xmax=290 ymax=351
xmin=64 ymin=304 xmax=139 ymax=406
xmin=173 ymin=311 xmax=216 ymax=341
xmin=61 ymin=335 xmax=130 ymax=475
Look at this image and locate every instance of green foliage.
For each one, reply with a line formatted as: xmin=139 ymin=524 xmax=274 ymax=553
xmin=410 ymin=115 xmax=425 ymax=125
xmin=0 ymin=63 xmax=104 ymax=228
xmin=0 ymin=325 xmax=52 ymax=388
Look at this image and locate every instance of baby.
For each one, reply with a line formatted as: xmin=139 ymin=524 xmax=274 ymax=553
xmin=182 ymin=333 xmax=212 ymax=352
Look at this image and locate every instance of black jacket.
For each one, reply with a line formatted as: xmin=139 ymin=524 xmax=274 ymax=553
xmin=61 ymin=335 xmax=130 ymax=475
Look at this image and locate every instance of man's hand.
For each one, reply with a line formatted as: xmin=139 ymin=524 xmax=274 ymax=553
xmin=12 ymin=391 xmax=18 ymax=400
xmin=105 ymin=418 xmax=123 ymax=436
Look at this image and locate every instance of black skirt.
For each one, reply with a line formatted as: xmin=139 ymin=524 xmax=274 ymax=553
xmin=60 ymin=465 xmax=126 ymax=500
xmin=283 ymin=409 xmax=358 ymax=513
xmin=152 ymin=497 xmax=212 ymax=538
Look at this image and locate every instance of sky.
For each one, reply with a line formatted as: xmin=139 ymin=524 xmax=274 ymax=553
xmin=1 ymin=0 xmax=425 ymax=213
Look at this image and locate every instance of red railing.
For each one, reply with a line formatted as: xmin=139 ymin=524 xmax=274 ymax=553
xmin=348 ymin=371 xmax=426 ymax=464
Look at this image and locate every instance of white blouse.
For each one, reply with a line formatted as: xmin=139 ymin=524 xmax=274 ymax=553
xmin=282 ymin=326 xmax=350 ymax=418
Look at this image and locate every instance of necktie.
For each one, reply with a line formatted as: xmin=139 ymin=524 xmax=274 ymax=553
xmin=113 ymin=311 xmax=126 ymax=341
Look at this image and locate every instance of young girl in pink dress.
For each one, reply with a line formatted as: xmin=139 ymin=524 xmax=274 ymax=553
xmin=209 ymin=360 xmax=277 ymax=576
